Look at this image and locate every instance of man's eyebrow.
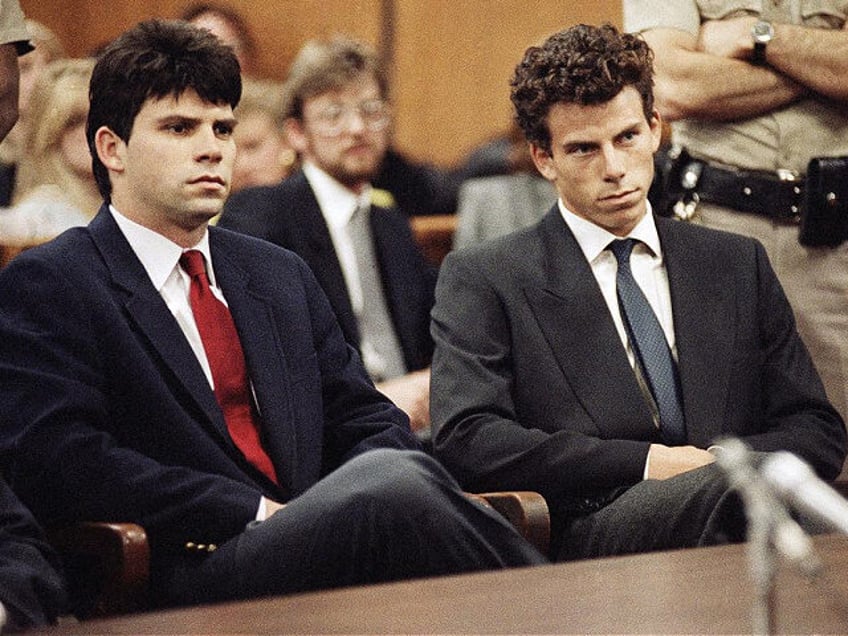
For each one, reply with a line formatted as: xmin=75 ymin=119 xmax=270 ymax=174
xmin=560 ymin=138 xmax=598 ymax=151
xmin=155 ymin=114 xmax=200 ymax=125
xmin=154 ymin=114 xmax=238 ymax=127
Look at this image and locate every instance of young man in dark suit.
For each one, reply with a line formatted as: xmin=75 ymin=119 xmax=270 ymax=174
xmin=430 ymin=23 xmax=847 ymax=561
xmin=219 ymin=36 xmax=434 ymax=433
xmin=0 ymin=19 xmax=544 ymax=610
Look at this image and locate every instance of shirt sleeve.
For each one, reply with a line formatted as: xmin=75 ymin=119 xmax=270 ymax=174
xmin=623 ymin=0 xmax=702 ymax=36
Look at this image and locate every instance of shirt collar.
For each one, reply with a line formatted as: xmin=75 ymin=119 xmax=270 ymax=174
xmin=109 ymin=204 xmax=214 ymax=290
xmin=558 ymin=199 xmax=662 ymax=263
xmin=302 ymin=161 xmax=372 ymax=230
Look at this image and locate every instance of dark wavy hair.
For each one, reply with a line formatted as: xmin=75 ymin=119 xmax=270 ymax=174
xmin=87 ymin=19 xmax=242 ymax=199
xmin=510 ymin=23 xmax=654 ymax=154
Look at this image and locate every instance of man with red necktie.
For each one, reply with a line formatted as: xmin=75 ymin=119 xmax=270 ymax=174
xmin=0 ymin=19 xmax=545 ymax=611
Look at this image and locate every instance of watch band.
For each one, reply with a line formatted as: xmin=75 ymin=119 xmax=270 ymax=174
xmin=751 ymin=20 xmax=774 ymax=65
xmin=752 ymin=41 xmax=767 ymax=65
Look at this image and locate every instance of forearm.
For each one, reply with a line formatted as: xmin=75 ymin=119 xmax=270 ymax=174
xmin=643 ymin=28 xmax=804 ymax=122
xmin=765 ymin=22 xmax=848 ymax=102
xmin=375 ymin=368 xmax=431 ymax=433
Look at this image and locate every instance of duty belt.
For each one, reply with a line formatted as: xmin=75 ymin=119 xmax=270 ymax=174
xmin=679 ymin=160 xmax=804 ymax=222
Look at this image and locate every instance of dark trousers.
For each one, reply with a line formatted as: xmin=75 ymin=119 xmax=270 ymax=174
xmin=556 ymin=463 xmax=746 ymax=561
xmin=159 ymin=449 xmax=547 ymax=606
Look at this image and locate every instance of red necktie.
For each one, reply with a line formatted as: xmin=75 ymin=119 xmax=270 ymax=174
xmin=179 ymin=250 xmax=278 ymax=484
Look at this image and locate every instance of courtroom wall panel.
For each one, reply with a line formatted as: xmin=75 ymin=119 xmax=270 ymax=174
xmin=18 ymin=0 xmax=620 ymax=168
xmin=392 ymin=0 xmax=622 ymax=166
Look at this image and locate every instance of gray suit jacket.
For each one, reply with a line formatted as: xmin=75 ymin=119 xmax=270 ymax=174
xmin=453 ymin=173 xmax=556 ymax=249
xmin=430 ymin=208 xmax=846 ymax=516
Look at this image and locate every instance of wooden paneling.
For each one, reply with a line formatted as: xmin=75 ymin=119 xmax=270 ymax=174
xmin=392 ymin=0 xmax=621 ymax=167
xmin=19 ymin=0 xmax=384 ymax=77
xmin=17 ymin=0 xmax=621 ymax=168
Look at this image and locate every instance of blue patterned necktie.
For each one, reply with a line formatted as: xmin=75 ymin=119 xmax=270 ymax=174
xmin=608 ymin=239 xmax=686 ymax=445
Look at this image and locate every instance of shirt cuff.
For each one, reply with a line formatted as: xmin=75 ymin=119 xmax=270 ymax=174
xmin=256 ymin=496 xmax=268 ymax=521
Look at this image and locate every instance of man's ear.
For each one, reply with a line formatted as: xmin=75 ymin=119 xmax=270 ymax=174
xmin=649 ymin=108 xmax=663 ymax=153
xmin=530 ymin=143 xmax=557 ymax=182
xmin=94 ymin=126 xmax=126 ymax=174
xmin=283 ymin=118 xmax=308 ymax=154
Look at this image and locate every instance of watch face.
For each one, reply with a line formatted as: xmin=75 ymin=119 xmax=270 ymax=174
xmin=752 ymin=21 xmax=774 ymax=43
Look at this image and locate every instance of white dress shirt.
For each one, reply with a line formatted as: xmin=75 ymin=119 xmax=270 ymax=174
xmin=301 ymin=161 xmax=400 ymax=379
xmin=559 ymin=201 xmax=677 ymax=364
xmin=110 ymin=205 xmax=220 ymax=388
xmin=559 ymin=202 xmax=677 ymax=478
xmin=302 ymin=161 xmax=371 ymax=314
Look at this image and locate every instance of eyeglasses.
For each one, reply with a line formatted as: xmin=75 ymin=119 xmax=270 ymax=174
xmin=307 ymin=99 xmax=390 ymax=136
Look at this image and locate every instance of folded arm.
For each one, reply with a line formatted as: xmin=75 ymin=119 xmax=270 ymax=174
xmin=642 ymin=26 xmax=805 ymax=122
xmin=697 ymin=16 xmax=848 ymax=103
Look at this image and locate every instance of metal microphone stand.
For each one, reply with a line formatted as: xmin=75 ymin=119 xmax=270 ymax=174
xmin=715 ymin=438 xmax=820 ymax=635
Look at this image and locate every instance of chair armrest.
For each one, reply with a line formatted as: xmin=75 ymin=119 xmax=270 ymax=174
xmin=48 ymin=522 xmax=149 ymax=618
xmin=467 ymin=491 xmax=550 ymax=556
xmin=410 ymin=214 xmax=456 ymax=266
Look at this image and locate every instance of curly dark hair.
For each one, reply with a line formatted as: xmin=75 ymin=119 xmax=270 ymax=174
xmin=510 ymin=23 xmax=654 ymax=154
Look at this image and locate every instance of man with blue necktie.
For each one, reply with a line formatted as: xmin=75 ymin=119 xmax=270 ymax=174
xmin=429 ymin=23 xmax=846 ymax=561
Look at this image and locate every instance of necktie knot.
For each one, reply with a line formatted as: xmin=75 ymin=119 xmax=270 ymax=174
xmin=608 ymin=238 xmax=636 ymax=264
xmin=180 ymin=250 xmax=208 ymax=281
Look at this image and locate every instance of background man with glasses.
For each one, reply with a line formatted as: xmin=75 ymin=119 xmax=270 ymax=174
xmin=221 ymin=35 xmax=435 ymax=436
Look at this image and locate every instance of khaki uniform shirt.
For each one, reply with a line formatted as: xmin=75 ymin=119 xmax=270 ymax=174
xmin=0 ymin=0 xmax=31 ymax=53
xmin=625 ymin=0 xmax=848 ymax=175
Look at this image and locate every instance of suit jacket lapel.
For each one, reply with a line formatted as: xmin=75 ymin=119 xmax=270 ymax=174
xmin=658 ymin=219 xmax=734 ymax=447
xmin=87 ymin=208 xmax=232 ymax=447
xmin=525 ymin=209 xmax=657 ymax=440
xmin=210 ymin=232 xmax=297 ymax=492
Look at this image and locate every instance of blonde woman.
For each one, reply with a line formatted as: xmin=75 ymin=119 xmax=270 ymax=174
xmin=0 ymin=58 xmax=98 ymax=245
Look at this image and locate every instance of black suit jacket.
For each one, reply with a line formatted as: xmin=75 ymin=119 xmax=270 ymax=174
xmin=220 ymin=171 xmax=436 ymax=373
xmin=0 ymin=207 xmax=419 ymax=561
xmin=430 ymin=208 xmax=847 ymax=515
xmin=0 ymin=477 xmax=66 ymax=630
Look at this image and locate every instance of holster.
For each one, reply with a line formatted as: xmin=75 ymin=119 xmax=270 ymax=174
xmin=799 ymin=156 xmax=848 ymax=248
